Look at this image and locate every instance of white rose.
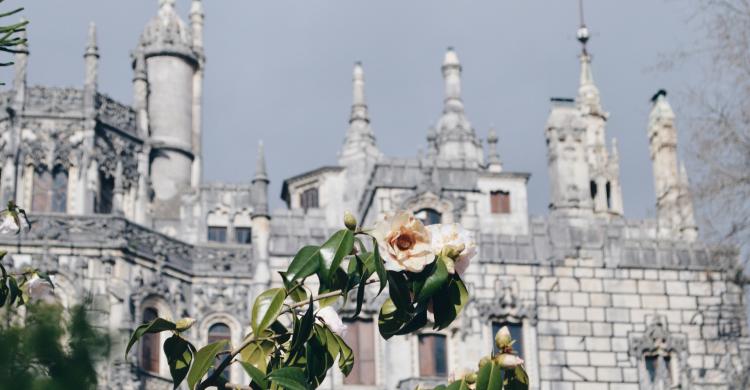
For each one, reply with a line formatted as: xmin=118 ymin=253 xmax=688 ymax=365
xmin=0 ymin=210 xmax=29 ymax=235
xmin=27 ymin=276 xmax=55 ymax=304
xmin=495 ymin=353 xmax=524 ymax=368
xmin=371 ymin=211 xmax=435 ymax=273
xmin=427 ymin=223 xmax=477 ymax=276
xmin=316 ymin=306 xmax=347 ymax=337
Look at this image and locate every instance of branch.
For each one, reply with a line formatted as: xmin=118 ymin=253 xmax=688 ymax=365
xmin=196 ymin=278 xmax=378 ymax=389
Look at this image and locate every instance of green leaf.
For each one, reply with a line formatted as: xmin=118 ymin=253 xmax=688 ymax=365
xmin=476 ymin=361 xmax=505 ymax=390
xmin=8 ymin=276 xmax=19 ymax=306
xmin=370 ymin=236 xmax=387 ymax=292
xmin=416 ymin=255 xmax=449 ymax=303
xmin=387 ymin=271 xmax=412 ymax=313
xmin=318 ymin=229 xmax=354 ymax=287
xmin=286 ymin=246 xmax=322 ymax=281
xmin=281 ymin=272 xmax=308 ymax=303
xmin=334 ymin=332 xmax=354 ymax=375
xmin=240 ymin=361 xmax=268 ymax=389
xmin=446 ymin=379 xmax=471 ymax=390
xmin=251 ymin=288 xmax=287 ymax=335
xmin=432 ymin=275 xmax=469 ymax=330
xmin=505 ymin=366 xmax=529 ymax=389
xmin=186 ymin=339 xmax=229 ymax=390
xmin=163 ymin=334 xmax=194 ymax=389
xmin=125 ymin=317 xmax=177 ymax=357
xmin=395 ymin=309 xmax=428 ymax=335
xmin=267 ymin=367 xmax=309 ymax=390
xmin=287 ymin=296 xmax=315 ymax=363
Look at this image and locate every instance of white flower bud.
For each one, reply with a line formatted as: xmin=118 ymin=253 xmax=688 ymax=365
xmin=494 ymin=353 xmax=524 ymax=368
xmin=316 ymin=306 xmax=347 ymax=337
xmin=0 ymin=210 xmax=29 ymax=235
xmin=176 ymin=317 xmax=197 ymax=331
xmin=495 ymin=325 xmax=512 ymax=350
xmin=344 ymin=211 xmax=357 ymax=231
xmin=27 ymin=276 xmax=55 ymax=304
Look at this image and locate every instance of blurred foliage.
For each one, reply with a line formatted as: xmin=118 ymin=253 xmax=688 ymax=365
xmin=0 ymin=303 xmax=110 ymax=390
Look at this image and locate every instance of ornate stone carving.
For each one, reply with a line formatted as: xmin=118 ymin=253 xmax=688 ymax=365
xmin=25 ymin=87 xmax=84 ymax=114
xmin=94 ymin=130 xmax=142 ymax=190
xmin=629 ymin=316 xmax=688 ymax=390
xmin=96 ymin=94 xmax=137 ymax=134
xmin=475 ymin=278 xmax=536 ymax=325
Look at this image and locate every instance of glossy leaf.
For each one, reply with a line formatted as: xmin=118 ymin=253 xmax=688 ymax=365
xmin=318 ymin=229 xmax=354 ymax=286
xmin=416 ymin=255 xmax=449 ymax=303
xmin=387 ymin=271 xmax=412 ymax=313
xmin=239 ymin=361 xmax=268 ymax=389
xmin=267 ymin=367 xmax=308 ymax=390
xmin=286 ymin=245 xmax=322 ymax=281
xmin=287 ymin=296 xmax=315 ymax=363
xmin=251 ymin=288 xmax=287 ymax=335
xmin=163 ymin=334 xmax=194 ymax=389
xmin=370 ymin=236 xmax=387 ymax=292
xmin=125 ymin=317 xmax=177 ymax=357
xmin=476 ymin=361 xmax=505 ymax=390
xmin=186 ymin=339 xmax=229 ymax=390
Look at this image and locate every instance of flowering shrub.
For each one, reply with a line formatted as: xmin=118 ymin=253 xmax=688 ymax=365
xmin=126 ymin=210 xmax=528 ymax=389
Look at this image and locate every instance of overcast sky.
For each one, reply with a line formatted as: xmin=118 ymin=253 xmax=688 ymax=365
xmin=1 ymin=0 xmax=702 ymax=217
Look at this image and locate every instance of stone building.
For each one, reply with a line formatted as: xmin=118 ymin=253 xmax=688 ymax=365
xmin=0 ymin=1 xmax=747 ymax=389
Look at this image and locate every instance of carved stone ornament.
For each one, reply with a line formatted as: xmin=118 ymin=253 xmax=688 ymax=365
xmin=475 ymin=278 xmax=536 ymax=325
xmin=25 ymin=87 xmax=84 ymax=115
xmin=629 ymin=315 xmax=687 ymax=358
xmin=94 ymin=130 xmax=142 ymax=190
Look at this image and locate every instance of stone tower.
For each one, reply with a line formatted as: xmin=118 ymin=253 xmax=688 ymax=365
xmin=575 ymin=23 xmax=623 ymax=217
xmin=434 ymin=48 xmax=483 ymax=167
xmin=137 ymin=0 xmax=202 ymax=231
xmin=647 ymin=90 xmax=697 ymax=241
xmin=545 ymin=99 xmax=592 ymax=214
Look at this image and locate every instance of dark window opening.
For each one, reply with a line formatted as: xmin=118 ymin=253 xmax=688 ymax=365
xmin=208 ymin=323 xmax=231 ymax=380
xmin=208 ymin=226 xmax=227 ymax=243
xmin=32 ymin=166 xmax=68 ymax=213
xmin=96 ymin=171 xmax=114 ymax=214
xmin=490 ymin=191 xmax=511 ymax=214
xmin=235 ymin=227 xmax=252 ymax=244
xmin=418 ymin=334 xmax=447 ymax=377
xmin=141 ymin=308 xmax=160 ymax=373
xmin=605 ymin=181 xmax=612 ymax=209
xmin=300 ymin=187 xmax=319 ymax=210
xmin=415 ymin=208 xmax=441 ymax=225
xmin=492 ymin=322 xmax=524 ymax=358
xmin=589 ymin=180 xmax=597 ymax=201
xmin=343 ymin=320 xmax=376 ymax=385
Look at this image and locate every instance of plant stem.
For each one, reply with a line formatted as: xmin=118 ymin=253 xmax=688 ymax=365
xmin=197 ymin=278 xmax=378 ymax=389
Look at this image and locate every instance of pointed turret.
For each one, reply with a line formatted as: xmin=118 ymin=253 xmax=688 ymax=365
xmin=434 ymin=47 xmax=483 ymax=167
xmin=11 ymin=20 xmax=28 ymax=112
xmin=677 ymin=162 xmax=698 ymax=241
xmin=576 ymin=24 xmax=603 ymax=117
xmin=190 ymin=0 xmax=204 ymax=55
xmin=486 ymin=127 xmax=502 ymax=172
xmin=338 ymin=62 xmax=380 ymax=165
xmin=140 ymin=0 xmax=201 ymax=226
xmin=252 ymin=141 xmax=271 ymax=262
xmin=648 ymin=90 xmax=684 ymax=237
xmin=189 ymin=0 xmax=205 ymax=188
xmin=83 ymin=22 xmax=99 ymax=117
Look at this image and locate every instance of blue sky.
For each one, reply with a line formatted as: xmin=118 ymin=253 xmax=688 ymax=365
xmin=2 ymin=0 xmax=703 ymax=217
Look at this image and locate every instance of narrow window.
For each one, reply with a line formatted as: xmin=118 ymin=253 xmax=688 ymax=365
xmin=32 ymin=169 xmax=52 ymax=212
xmin=490 ymin=191 xmax=511 ymax=214
xmin=50 ymin=165 xmax=68 ymax=213
xmin=415 ymin=208 xmax=442 ymax=225
xmin=208 ymin=323 xmax=231 ymax=380
xmin=418 ymin=334 xmax=447 ymax=377
xmin=589 ymin=180 xmax=598 ymax=201
xmin=343 ymin=320 xmax=376 ymax=385
xmin=300 ymin=187 xmax=319 ymax=210
xmin=492 ymin=322 xmax=524 ymax=358
xmin=643 ymin=354 xmax=672 ymax=386
xmin=207 ymin=226 xmax=227 ymax=243
xmin=96 ymin=171 xmax=114 ymax=214
xmin=141 ymin=308 xmax=160 ymax=373
xmin=605 ymin=181 xmax=612 ymax=209
xmin=234 ymin=227 xmax=252 ymax=244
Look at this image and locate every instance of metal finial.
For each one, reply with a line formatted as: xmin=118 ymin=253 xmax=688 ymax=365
xmin=576 ymin=0 xmax=590 ymax=54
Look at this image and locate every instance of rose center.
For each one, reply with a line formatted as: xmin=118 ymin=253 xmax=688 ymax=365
xmin=395 ymin=234 xmax=415 ymax=251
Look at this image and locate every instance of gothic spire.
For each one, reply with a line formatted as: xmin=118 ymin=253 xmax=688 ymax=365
xmin=442 ymin=47 xmax=464 ymax=113
xmin=12 ymin=19 xmax=28 ymax=112
xmin=190 ymin=0 xmax=204 ymax=55
xmin=576 ymin=0 xmax=603 ymax=116
xmin=486 ymin=126 xmax=502 ymax=172
xmin=85 ymin=22 xmax=99 ymax=59
xmin=350 ymin=61 xmax=369 ymax=124
xmin=253 ymin=140 xmax=269 ymax=183
xmin=339 ymin=62 xmax=379 ymax=164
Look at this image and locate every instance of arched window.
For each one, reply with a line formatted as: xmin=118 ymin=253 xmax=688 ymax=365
xmin=140 ymin=308 xmax=160 ymax=373
xmin=605 ymin=181 xmax=612 ymax=209
xmin=300 ymin=187 xmax=319 ymax=210
xmin=208 ymin=323 xmax=231 ymax=380
xmin=95 ymin=171 xmax=114 ymax=214
xmin=490 ymin=191 xmax=511 ymax=214
xmin=32 ymin=165 xmax=68 ymax=213
xmin=343 ymin=319 xmax=375 ymax=385
xmin=415 ymin=208 xmax=441 ymax=225
xmin=589 ymin=180 xmax=598 ymax=201
xmin=418 ymin=334 xmax=447 ymax=377
xmin=233 ymin=213 xmax=252 ymax=244
xmin=492 ymin=321 xmax=524 ymax=358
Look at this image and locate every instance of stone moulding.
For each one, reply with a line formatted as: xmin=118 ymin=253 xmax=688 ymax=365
xmin=0 ymin=213 xmax=254 ymax=276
